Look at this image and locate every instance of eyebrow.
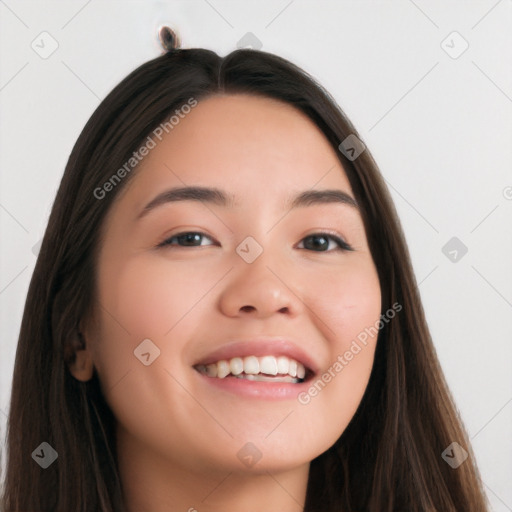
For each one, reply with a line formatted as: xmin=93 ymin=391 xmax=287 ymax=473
xmin=138 ymin=185 xmax=359 ymax=219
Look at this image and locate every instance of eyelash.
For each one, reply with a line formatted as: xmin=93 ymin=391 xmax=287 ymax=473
xmin=157 ymin=230 xmax=354 ymax=252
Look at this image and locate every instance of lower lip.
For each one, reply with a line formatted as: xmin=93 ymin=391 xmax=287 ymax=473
xmin=194 ymin=370 xmax=312 ymax=400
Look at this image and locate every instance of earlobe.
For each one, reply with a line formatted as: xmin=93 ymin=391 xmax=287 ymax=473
xmin=67 ymin=331 xmax=94 ymax=382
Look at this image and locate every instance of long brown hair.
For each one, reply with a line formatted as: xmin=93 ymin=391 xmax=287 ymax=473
xmin=1 ymin=45 xmax=489 ymax=511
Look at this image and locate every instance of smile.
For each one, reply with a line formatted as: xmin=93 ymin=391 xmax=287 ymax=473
xmin=194 ymin=355 xmax=309 ymax=383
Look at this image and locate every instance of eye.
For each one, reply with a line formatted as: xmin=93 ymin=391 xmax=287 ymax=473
xmin=158 ymin=230 xmax=353 ymax=252
xmin=157 ymin=231 xmax=216 ymax=248
xmin=297 ymin=231 xmax=354 ymax=252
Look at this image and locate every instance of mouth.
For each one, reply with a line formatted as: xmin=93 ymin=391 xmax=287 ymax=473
xmin=191 ymin=338 xmax=319 ymax=399
xmin=194 ymin=354 xmax=314 ymax=384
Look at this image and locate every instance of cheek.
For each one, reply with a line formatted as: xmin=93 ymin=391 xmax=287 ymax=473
xmin=97 ymin=252 xmax=221 ymax=335
xmin=295 ymin=257 xmax=381 ymax=441
xmin=90 ymin=253 xmax=217 ymax=389
xmin=305 ymin=256 xmax=382 ymax=345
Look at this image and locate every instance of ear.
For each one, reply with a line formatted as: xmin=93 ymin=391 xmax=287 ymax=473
xmin=67 ymin=331 xmax=94 ymax=382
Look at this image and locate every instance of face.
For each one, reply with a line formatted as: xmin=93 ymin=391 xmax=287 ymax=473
xmin=78 ymin=94 xmax=381 ymax=476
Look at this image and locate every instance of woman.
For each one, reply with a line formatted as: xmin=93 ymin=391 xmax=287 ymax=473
xmin=1 ymin=27 xmax=489 ymax=511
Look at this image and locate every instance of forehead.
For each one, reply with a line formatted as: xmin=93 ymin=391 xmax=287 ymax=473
xmin=117 ymin=93 xmax=353 ymax=213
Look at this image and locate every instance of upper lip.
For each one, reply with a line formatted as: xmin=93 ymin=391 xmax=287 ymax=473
xmin=193 ymin=337 xmax=320 ymax=375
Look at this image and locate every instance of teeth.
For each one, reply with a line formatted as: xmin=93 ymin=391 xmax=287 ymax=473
xmin=229 ymin=357 xmax=244 ymax=376
xmin=260 ymin=356 xmax=278 ymax=375
xmin=197 ymin=355 xmax=308 ymax=382
xmin=237 ymin=374 xmax=297 ymax=383
xmin=243 ymin=356 xmax=260 ymax=375
xmin=289 ymin=360 xmax=297 ymax=378
xmin=217 ymin=360 xmax=230 ymax=379
xmin=276 ymin=356 xmax=289 ymax=374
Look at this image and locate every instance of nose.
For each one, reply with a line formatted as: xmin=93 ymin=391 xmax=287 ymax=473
xmin=218 ymin=252 xmax=303 ymax=319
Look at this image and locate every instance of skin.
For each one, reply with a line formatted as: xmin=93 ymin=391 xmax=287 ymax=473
xmin=70 ymin=94 xmax=382 ymax=512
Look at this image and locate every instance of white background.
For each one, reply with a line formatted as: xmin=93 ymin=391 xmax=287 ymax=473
xmin=1 ymin=1 xmax=511 ymax=509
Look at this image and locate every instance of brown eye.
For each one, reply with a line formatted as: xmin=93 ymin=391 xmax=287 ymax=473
xmin=298 ymin=232 xmax=353 ymax=252
xmin=157 ymin=230 xmax=353 ymax=252
xmin=158 ymin=231 xmax=215 ymax=248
